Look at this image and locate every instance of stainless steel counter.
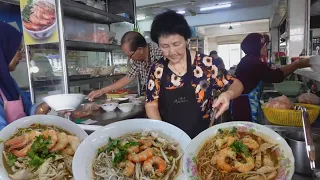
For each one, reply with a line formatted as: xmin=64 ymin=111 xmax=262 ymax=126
xmin=76 ymin=105 xmax=145 ymax=126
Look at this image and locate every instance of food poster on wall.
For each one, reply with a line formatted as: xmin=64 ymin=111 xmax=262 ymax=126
xmin=20 ymin=0 xmax=59 ymax=45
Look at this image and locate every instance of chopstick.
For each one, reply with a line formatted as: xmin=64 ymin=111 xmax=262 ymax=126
xmin=209 ymin=108 xmax=217 ymax=127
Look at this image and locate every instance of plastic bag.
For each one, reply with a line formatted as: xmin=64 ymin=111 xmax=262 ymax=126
xmin=297 ymin=93 xmax=320 ymax=105
xmin=265 ymin=95 xmax=294 ymax=109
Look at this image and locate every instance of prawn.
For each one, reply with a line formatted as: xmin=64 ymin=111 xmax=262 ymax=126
xmin=29 ymin=14 xmax=52 ymax=26
xmin=127 ymin=145 xmax=140 ymax=153
xmin=61 ymin=135 xmax=81 ymax=156
xmin=215 ymin=136 xmax=236 ymax=149
xmin=42 ymin=130 xmax=58 ymax=149
xmin=216 ymin=148 xmax=236 ymax=172
xmin=6 ymin=130 xmax=41 ymax=150
xmin=234 ymin=153 xmax=255 ymax=173
xmin=12 ymin=143 xmax=33 ymax=157
xmin=32 ymin=6 xmax=55 ymax=20
xmin=143 ymin=156 xmax=166 ymax=175
xmin=138 ymin=139 xmax=152 ymax=150
xmin=128 ymin=148 xmax=153 ymax=163
xmin=241 ymin=137 xmax=259 ymax=150
xmin=23 ymin=22 xmax=43 ymax=31
xmin=50 ymin=132 xmax=68 ymax=152
xmin=120 ymin=161 xmax=135 ymax=177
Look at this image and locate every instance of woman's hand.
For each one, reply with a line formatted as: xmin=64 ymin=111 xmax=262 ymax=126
xmin=212 ymin=91 xmax=232 ymax=119
xmin=88 ymin=89 xmax=106 ymax=101
xmin=36 ymin=103 xmax=51 ymax=115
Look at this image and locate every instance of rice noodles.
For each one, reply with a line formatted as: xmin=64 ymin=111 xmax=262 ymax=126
xmin=92 ymin=130 xmax=182 ymax=180
xmin=196 ymin=127 xmax=279 ymax=180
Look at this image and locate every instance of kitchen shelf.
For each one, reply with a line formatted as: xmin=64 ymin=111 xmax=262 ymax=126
xmin=66 ymin=40 xmax=121 ymax=52
xmin=62 ymin=0 xmax=133 ymax=24
xmin=294 ymin=68 xmax=320 ymax=82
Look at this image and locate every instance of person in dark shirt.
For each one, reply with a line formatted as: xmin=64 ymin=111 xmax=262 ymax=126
xmin=209 ymin=50 xmax=225 ymax=69
xmin=232 ymin=33 xmax=310 ymax=122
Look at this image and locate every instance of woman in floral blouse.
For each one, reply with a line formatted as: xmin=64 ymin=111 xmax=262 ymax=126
xmin=145 ymin=11 xmax=243 ymax=138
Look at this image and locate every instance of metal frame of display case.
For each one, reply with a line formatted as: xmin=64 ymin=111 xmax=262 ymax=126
xmin=25 ymin=0 xmax=136 ymax=103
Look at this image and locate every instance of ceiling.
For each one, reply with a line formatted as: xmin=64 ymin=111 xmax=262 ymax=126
xmin=137 ymin=0 xmax=275 ymax=20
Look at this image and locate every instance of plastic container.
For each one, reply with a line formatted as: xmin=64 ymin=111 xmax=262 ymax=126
xmin=273 ymin=81 xmax=302 ymax=96
xmin=99 ymin=66 xmax=115 ymax=76
xmin=93 ymin=23 xmax=110 ymax=44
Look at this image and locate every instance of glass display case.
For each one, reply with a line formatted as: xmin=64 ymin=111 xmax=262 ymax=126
xmin=24 ymin=0 xmax=136 ymax=104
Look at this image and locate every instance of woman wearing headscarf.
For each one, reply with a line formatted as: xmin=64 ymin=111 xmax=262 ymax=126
xmin=232 ymin=33 xmax=310 ymax=122
xmin=145 ymin=11 xmax=243 ymax=138
xmin=0 ymin=22 xmax=50 ymax=130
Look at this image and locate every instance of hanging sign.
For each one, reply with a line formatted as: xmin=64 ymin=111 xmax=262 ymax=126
xmin=20 ymin=0 xmax=59 ymax=45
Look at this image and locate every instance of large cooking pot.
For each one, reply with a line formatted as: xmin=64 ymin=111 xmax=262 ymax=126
xmin=285 ymin=132 xmax=320 ymax=175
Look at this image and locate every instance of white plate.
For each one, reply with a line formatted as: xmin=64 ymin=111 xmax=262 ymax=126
xmin=73 ymin=119 xmax=191 ymax=180
xmin=183 ymin=121 xmax=295 ymax=180
xmin=0 ymin=115 xmax=88 ymax=180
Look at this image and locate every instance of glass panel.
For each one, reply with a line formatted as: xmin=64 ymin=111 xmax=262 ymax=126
xmin=27 ymin=44 xmax=67 ymax=103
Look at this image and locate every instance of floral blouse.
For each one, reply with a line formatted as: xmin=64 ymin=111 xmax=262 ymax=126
xmin=146 ymin=53 xmax=235 ymax=119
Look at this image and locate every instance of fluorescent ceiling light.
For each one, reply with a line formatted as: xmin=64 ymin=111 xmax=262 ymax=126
xmin=137 ymin=15 xmax=146 ymax=21
xmin=200 ymin=3 xmax=231 ymax=11
xmin=219 ymin=22 xmax=241 ymax=27
xmin=177 ymin=10 xmax=185 ymax=14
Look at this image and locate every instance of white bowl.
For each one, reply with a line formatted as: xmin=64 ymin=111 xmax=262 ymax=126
xmin=183 ymin=121 xmax=294 ymax=180
xmin=43 ymin=93 xmax=86 ymax=111
xmin=117 ymin=103 xmax=134 ymax=112
xmin=72 ymin=119 xmax=191 ymax=180
xmin=0 ymin=115 xmax=88 ymax=180
xmin=100 ymin=102 xmax=118 ymax=112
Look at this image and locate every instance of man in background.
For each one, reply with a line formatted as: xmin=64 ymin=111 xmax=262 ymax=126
xmin=209 ymin=50 xmax=225 ymax=69
xmin=88 ymin=31 xmax=163 ymax=101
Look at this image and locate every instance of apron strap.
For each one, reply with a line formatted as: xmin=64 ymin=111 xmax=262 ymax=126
xmin=0 ymin=89 xmax=7 ymax=101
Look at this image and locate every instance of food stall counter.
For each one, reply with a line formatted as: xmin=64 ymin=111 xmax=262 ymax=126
xmin=75 ymin=105 xmax=145 ymax=127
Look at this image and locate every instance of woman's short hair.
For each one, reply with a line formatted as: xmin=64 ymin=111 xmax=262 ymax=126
xmin=151 ymin=10 xmax=192 ymax=44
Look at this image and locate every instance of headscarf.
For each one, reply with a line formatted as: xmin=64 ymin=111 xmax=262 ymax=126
xmin=0 ymin=22 xmax=23 ymax=101
xmin=241 ymin=33 xmax=269 ymax=57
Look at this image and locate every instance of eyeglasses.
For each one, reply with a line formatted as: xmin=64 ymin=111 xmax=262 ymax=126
xmin=129 ymin=49 xmax=138 ymax=59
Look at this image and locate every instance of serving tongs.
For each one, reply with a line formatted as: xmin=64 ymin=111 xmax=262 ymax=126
xmin=294 ymin=105 xmax=317 ymax=174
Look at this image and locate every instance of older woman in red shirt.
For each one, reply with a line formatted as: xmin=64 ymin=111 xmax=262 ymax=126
xmin=232 ymin=33 xmax=310 ymax=122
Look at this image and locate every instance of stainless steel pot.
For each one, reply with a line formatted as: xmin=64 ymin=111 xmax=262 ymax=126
xmin=285 ymin=132 xmax=320 ymax=175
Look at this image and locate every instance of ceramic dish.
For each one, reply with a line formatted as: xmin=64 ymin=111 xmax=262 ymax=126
xmin=0 ymin=115 xmax=88 ymax=180
xmin=43 ymin=93 xmax=86 ymax=111
xmin=72 ymin=119 xmax=191 ymax=180
xmin=100 ymin=103 xmax=118 ymax=112
xmin=183 ymin=121 xmax=294 ymax=180
xmin=117 ymin=103 xmax=134 ymax=113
